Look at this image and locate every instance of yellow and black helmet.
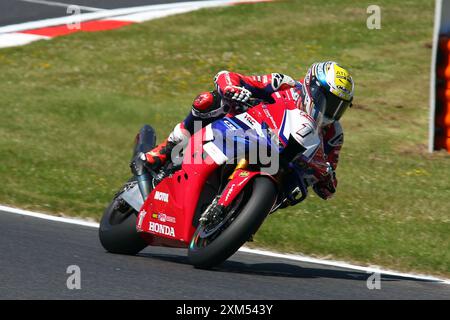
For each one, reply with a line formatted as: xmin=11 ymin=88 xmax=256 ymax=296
xmin=301 ymin=61 xmax=354 ymax=126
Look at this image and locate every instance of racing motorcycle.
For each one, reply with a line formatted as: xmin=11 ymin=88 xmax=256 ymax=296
xmin=99 ymin=95 xmax=320 ymax=269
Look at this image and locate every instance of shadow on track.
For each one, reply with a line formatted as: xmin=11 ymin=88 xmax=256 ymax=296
xmin=137 ymin=251 xmax=436 ymax=284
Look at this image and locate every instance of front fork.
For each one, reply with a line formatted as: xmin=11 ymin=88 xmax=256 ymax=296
xmin=130 ymin=154 xmax=152 ymax=200
xmin=228 ymin=158 xmax=249 ymax=180
xmin=199 ymin=159 xmax=249 ymax=225
xmin=217 ymin=158 xmax=278 ymax=208
xmin=221 ymin=157 xmax=308 ymax=212
xmin=136 ymin=173 xmax=152 ymax=200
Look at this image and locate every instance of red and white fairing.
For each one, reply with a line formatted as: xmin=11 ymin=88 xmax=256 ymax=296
xmin=136 ymin=87 xmax=323 ymax=248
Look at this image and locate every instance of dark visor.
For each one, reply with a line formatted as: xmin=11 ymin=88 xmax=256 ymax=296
xmin=310 ymin=80 xmax=352 ymax=121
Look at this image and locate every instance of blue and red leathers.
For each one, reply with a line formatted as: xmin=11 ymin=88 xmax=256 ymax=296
xmin=146 ymin=71 xmax=344 ymax=200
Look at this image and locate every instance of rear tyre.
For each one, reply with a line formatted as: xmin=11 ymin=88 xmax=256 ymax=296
xmin=188 ymin=177 xmax=277 ymax=269
xmin=99 ymin=194 xmax=147 ymax=255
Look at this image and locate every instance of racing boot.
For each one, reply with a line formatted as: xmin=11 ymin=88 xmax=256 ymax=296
xmin=144 ymin=138 xmax=176 ymax=171
xmin=144 ymin=122 xmax=190 ymax=171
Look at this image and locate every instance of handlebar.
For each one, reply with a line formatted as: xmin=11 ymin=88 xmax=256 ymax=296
xmin=226 ymin=98 xmax=263 ymax=113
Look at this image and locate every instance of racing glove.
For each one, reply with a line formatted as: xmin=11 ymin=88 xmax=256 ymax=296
xmin=223 ymin=85 xmax=252 ymax=104
xmin=312 ymin=171 xmax=337 ymax=200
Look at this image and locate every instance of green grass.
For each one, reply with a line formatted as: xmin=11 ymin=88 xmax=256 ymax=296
xmin=1 ymin=0 xmax=449 ymax=276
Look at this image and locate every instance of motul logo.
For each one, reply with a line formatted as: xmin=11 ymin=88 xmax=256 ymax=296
xmin=149 ymin=222 xmax=175 ymax=237
xmin=154 ymin=191 xmax=169 ymax=203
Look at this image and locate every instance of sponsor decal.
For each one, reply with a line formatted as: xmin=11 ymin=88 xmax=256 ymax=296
xmin=192 ymin=107 xmax=224 ymax=119
xmin=149 ymin=221 xmax=175 ymax=237
xmin=154 ymin=191 xmax=169 ymax=203
xmin=336 ymin=85 xmax=351 ymax=95
xmin=156 ymin=213 xmax=176 ymax=224
xmin=223 ymin=119 xmax=237 ymax=131
xmin=224 ymin=184 xmax=235 ymax=203
xmin=236 ymin=113 xmax=264 ymax=137
xmin=239 ymin=171 xmax=250 ymax=177
xmin=225 ymin=72 xmax=232 ymax=85
xmin=151 ymin=211 xmax=176 ymax=223
xmin=262 ymin=108 xmax=278 ymax=130
xmin=137 ymin=209 xmax=147 ymax=231
xmin=244 ymin=114 xmax=256 ymax=126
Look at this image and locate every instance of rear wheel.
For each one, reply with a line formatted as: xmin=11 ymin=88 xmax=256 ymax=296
xmin=99 ymin=183 xmax=147 ymax=255
xmin=188 ymin=177 xmax=277 ymax=269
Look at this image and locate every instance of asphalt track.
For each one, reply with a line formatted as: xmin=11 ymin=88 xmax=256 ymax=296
xmin=1 ymin=210 xmax=449 ymax=299
xmin=0 ymin=0 xmax=207 ymax=26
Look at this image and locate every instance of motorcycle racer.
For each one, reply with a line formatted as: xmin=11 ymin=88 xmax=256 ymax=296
xmin=139 ymin=61 xmax=354 ymax=201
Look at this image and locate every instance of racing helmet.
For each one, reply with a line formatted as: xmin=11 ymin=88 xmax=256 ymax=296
xmin=299 ymin=61 xmax=354 ymax=126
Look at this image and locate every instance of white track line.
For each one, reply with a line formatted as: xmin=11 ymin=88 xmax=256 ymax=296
xmin=0 ymin=0 xmax=237 ymax=34
xmin=0 ymin=205 xmax=99 ymax=228
xmin=111 ymin=6 xmax=211 ymax=23
xmin=1 ymin=204 xmax=449 ymax=284
xmin=18 ymin=0 xmax=104 ymax=12
xmin=0 ymin=32 xmax=50 ymax=48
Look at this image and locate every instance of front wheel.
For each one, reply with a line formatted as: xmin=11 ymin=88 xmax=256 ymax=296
xmin=188 ymin=177 xmax=277 ymax=269
xmin=99 ymin=192 xmax=147 ymax=255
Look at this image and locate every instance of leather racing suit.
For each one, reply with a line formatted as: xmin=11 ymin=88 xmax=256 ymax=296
xmin=147 ymin=71 xmax=344 ymax=200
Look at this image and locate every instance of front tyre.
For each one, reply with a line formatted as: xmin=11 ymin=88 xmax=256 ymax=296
xmin=99 ymin=195 xmax=147 ymax=255
xmin=188 ymin=177 xmax=277 ymax=269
